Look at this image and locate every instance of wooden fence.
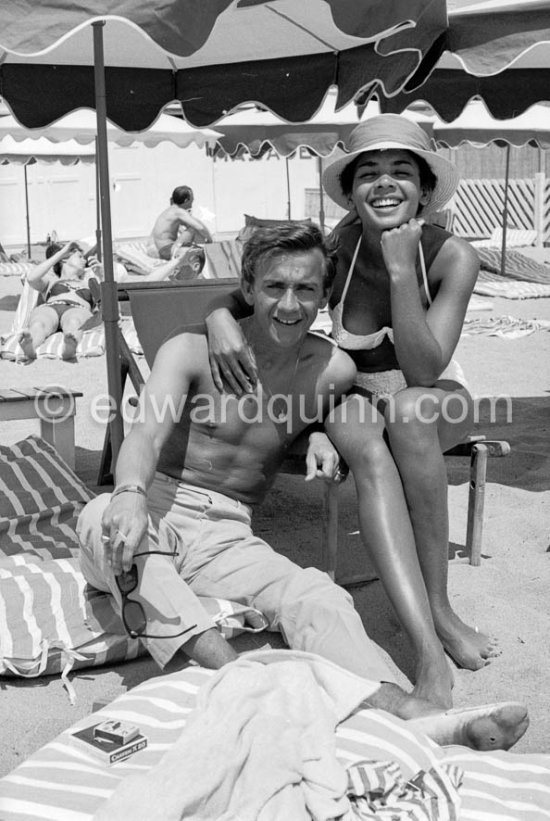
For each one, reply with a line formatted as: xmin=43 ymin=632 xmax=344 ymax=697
xmin=452 ymin=178 xmax=550 ymax=243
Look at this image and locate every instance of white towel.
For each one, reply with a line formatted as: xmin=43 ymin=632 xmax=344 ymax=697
xmin=95 ymin=649 xmax=379 ymax=821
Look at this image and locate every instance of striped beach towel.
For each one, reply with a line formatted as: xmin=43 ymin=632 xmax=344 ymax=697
xmin=0 ymin=664 xmax=548 ymax=820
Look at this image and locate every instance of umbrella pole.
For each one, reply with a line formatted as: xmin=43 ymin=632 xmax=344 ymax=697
xmin=93 ymin=21 xmax=124 ymax=467
xmin=23 ymin=165 xmax=31 ymax=259
xmin=285 ymin=156 xmax=291 ymax=219
xmin=500 ymin=143 xmax=511 ymax=278
xmin=317 ymin=156 xmax=325 ymax=234
xmin=95 ymin=139 xmax=102 ymax=261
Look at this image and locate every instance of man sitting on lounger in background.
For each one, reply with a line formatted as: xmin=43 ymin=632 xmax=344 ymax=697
xmin=78 ymin=223 xmax=528 ymax=752
xmin=148 ymin=185 xmax=213 ymax=260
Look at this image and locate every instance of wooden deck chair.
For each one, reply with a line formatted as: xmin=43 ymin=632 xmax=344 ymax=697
xmin=100 ymin=279 xmax=510 ymax=580
xmin=429 ymin=209 xmax=454 ymax=231
xmin=201 ymin=240 xmax=243 ymax=279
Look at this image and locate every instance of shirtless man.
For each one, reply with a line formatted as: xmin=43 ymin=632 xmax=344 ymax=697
xmin=78 ymin=223 xmax=528 ymax=751
xmin=149 ymin=185 xmax=213 ymax=260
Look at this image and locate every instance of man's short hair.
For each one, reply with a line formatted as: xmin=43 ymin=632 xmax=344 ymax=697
xmin=240 ymin=222 xmax=337 ymax=292
xmin=171 ymin=186 xmax=194 ymax=207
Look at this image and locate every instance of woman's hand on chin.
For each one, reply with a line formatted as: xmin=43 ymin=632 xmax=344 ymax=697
xmin=380 ymin=218 xmax=423 ymax=279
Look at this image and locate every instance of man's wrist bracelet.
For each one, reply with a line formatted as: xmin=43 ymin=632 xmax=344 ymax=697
xmin=112 ymin=484 xmax=147 ymax=500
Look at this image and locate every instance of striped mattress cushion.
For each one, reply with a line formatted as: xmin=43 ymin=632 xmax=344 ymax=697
xmin=0 ymin=436 xmax=267 ymax=682
xmin=474 ymin=277 xmax=550 ymax=300
xmin=476 ymin=247 xmax=550 ymax=284
xmin=0 ymin=664 xmax=548 ymax=820
xmin=0 ymin=261 xmax=36 ymax=277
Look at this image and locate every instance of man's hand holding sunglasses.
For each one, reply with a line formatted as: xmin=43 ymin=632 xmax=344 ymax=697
xmin=101 ymin=483 xmax=149 ymax=576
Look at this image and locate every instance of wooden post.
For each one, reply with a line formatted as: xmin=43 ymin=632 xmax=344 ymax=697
xmin=500 ymin=144 xmax=511 ymax=278
xmin=317 ymin=156 xmax=325 ymax=233
xmin=285 ymin=156 xmax=291 ymax=219
xmin=23 ymin=165 xmax=32 ymax=259
xmin=534 ymin=148 xmax=546 ymax=249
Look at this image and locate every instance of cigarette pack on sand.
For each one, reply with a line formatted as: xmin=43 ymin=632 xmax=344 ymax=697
xmin=70 ymin=719 xmax=148 ymax=765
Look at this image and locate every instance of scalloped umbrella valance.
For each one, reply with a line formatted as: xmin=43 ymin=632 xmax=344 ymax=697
xmin=0 ymin=1 xmax=447 ymax=129
xmin=378 ymin=0 xmax=550 ymax=121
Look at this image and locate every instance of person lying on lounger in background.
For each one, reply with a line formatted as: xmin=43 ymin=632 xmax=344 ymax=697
xmin=18 ymin=240 xmax=103 ymax=361
xmin=18 ymin=240 xmax=189 ymax=360
xmin=78 ymin=222 xmax=528 ymax=754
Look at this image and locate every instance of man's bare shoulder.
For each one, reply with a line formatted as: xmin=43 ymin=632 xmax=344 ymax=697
xmin=153 ymin=331 xmax=209 ymax=380
xmin=303 ymin=332 xmax=356 ymax=390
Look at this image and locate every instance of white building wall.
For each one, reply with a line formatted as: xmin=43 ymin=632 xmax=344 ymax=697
xmin=0 ymin=141 xmax=328 ymax=248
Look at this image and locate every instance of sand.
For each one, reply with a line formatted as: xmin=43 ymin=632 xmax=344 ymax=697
xmin=0 ymin=270 xmax=549 ymax=776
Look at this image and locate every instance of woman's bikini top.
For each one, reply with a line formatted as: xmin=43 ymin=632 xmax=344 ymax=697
xmin=330 ymin=225 xmax=449 ymax=351
xmin=47 ymin=279 xmax=93 ymax=307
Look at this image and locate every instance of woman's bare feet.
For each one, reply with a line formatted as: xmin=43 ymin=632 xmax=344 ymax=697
xmin=413 ymin=651 xmax=454 ymax=710
xmin=61 ymin=333 xmax=78 ymax=361
xmin=409 ymin=701 xmax=529 ymax=751
xmin=18 ymin=330 xmax=36 ymax=360
xmin=434 ymin=607 xmax=500 ymax=670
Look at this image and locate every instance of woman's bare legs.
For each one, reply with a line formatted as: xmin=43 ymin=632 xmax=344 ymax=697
xmin=326 ymin=393 xmax=454 ymax=708
xmin=60 ymin=306 xmax=91 ymax=360
xmin=386 ymin=385 xmax=499 ymax=671
xmin=18 ymin=305 xmax=59 ymax=360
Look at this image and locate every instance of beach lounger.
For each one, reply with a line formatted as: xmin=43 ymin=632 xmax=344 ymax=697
xmin=1 ymin=657 xmax=550 ymax=820
xmin=473 ymin=228 xmax=538 ymax=249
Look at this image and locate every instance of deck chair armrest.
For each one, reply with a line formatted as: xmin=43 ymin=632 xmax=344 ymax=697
xmin=445 ymin=439 xmax=511 ymax=458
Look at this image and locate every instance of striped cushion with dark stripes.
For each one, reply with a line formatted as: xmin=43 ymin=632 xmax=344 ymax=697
xmin=0 ymin=665 xmax=548 ymax=820
xmin=0 ymin=437 xmax=267 ymax=679
xmin=0 ymin=436 xmax=93 ymax=560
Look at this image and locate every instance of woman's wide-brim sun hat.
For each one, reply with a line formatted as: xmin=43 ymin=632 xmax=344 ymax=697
xmin=322 ymin=114 xmax=459 ymax=217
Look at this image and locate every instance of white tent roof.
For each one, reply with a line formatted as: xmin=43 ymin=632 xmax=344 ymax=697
xmin=0 ymin=110 xmax=221 ymax=149
xmin=0 ymin=135 xmax=96 ymax=165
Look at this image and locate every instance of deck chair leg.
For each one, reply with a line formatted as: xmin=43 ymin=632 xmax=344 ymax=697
xmin=97 ymin=324 xmax=146 ymax=486
xmin=322 ymin=482 xmax=339 ymax=581
xmin=466 ymin=443 xmax=488 ymax=566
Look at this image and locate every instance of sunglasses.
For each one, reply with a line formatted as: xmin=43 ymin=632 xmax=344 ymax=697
xmin=115 ymin=550 xmax=197 ymax=640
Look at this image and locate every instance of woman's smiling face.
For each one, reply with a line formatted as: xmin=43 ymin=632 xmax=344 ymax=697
xmin=351 ymin=148 xmax=429 ymax=230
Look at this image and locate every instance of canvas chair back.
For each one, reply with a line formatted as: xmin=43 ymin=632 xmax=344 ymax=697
xmin=122 ymin=278 xmax=240 ymax=366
